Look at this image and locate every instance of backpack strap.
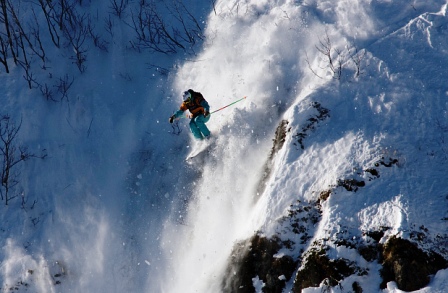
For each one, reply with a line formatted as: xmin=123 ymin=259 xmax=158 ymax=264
xmin=189 ymin=89 xmax=205 ymax=105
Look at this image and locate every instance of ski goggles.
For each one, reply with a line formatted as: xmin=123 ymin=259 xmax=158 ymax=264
xmin=183 ymin=91 xmax=192 ymax=102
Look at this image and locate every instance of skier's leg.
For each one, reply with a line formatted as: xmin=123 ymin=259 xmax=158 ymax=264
xmin=195 ymin=115 xmax=211 ymax=137
xmin=189 ymin=119 xmax=204 ymax=139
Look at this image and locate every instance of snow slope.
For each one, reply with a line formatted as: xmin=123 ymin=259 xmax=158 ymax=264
xmin=162 ymin=0 xmax=448 ymax=292
xmin=0 ymin=0 xmax=446 ymax=293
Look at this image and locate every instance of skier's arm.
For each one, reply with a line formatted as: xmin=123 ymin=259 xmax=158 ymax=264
xmin=172 ymin=101 xmax=189 ymax=118
xmin=169 ymin=104 xmax=186 ymax=123
xmin=172 ymin=109 xmax=185 ymax=119
xmin=200 ymin=100 xmax=210 ymax=114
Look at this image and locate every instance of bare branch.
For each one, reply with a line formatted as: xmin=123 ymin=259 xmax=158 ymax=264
xmin=305 ymin=50 xmax=323 ymax=79
xmin=348 ymin=44 xmax=366 ymax=78
xmin=109 ymin=0 xmax=128 ymax=19
xmin=0 ymin=116 xmax=45 ymax=205
xmin=54 ymin=74 xmax=74 ymax=101
xmin=309 ymin=30 xmax=349 ymax=80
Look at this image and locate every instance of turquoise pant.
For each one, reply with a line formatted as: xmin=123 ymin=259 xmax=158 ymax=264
xmin=190 ymin=115 xmax=210 ymax=139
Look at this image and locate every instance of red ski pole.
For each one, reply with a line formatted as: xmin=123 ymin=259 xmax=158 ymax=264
xmin=176 ymin=96 xmax=247 ymax=119
xmin=210 ymin=96 xmax=247 ymax=115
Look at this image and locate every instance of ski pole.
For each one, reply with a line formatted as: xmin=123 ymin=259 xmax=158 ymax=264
xmin=176 ymin=96 xmax=247 ymax=119
xmin=210 ymin=96 xmax=247 ymax=114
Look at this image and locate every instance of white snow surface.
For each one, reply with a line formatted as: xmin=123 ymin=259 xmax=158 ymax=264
xmin=0 ymin=0 xmax=446 ymax=292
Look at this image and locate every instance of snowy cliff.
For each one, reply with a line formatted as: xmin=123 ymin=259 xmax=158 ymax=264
xmin=0 ymin=0 xmax=446 ymax=293
xmin=163 ymin=1 xmax=448 ymax=292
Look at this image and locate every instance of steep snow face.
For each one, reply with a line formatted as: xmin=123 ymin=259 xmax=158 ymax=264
xmin=0 ymin=1 xmax=209 ymax=292
xmin=162 ymin=0 xmax=448 ymax=292
xmin=0 ymin=0 xmax=446 ymax=292
xmin=161 ymin=1 xmax=318 ymax=291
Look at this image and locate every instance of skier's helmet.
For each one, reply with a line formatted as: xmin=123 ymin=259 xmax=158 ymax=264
xmin=182 ymin=91 xmax=192 ymax=103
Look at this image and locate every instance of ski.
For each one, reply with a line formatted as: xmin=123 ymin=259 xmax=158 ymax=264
xmin=186 ymin=139 xmax=215 ymax=162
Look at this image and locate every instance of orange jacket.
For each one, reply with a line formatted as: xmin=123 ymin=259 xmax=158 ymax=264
xmin=177 ymin=91 xmax=210 ymax=118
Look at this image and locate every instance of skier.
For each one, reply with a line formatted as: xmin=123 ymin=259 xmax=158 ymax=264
xmin=169 ymin=89 xmax=211 ymax=140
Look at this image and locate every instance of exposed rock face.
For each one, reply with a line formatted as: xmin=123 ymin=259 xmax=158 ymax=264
xmin=256 ymin=120 xmax=289 ymax=198
xmin=223 ymin=232 xmax=448 ymax=293
xmin=293 ymin=101 xmax=330 ymax=150
xmin=292 ymin=249 xmax=357 ymax=293
xmin=220 ymin=100 xmax=448 ymax=293
xmin=222 ymin=234 xmax=297 ymax=293
xmin=380 ymin=237 xmax=448 ymax=291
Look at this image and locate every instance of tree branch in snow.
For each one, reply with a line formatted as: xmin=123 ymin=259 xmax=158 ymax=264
xmin=55 ymin=74 xmax=75 ymax=101
xmin=0 ymin=0 xmax=18 ymax=66
xmin=7 ymin=1 xmax=46 ymax=66
xmin=348 ymin=44 xmax=366 ymax=78
xmin=63 ymin=11 xmax=89 ymax=73
xmin=39 ymin=82 xmax=56 ymax=101
xmin=104 ymin=14 xmax=115 ymax=40
xmin=307 ymin=31 xmax=365 ymax=80
xmin=315 ymin=30 xmax=346 ymax=80
xmin=20 ymin=61 xmax=39 ymax=89
xmin=37 ymin=0 xmax=61 ymax=48
xmin=0 ymin=116 xmax=46 ymax=205
xmin=87 ymin=18 xmax=109 ymax=52
xmin=305 ymin=50 xmax=323 ymax=79
xmin=0 ymin=35 xmax=9 ymax=73
xmin=128 ymin=0 xmax=203 ymax=55
xmin=109 ymin=0 xmax=128 ymax=19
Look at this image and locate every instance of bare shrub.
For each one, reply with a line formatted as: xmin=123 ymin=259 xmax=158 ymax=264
xmin=0 ymin=116 xmax=46 ymax=205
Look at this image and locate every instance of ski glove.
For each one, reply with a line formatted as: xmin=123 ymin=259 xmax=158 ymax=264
xmin=204 ymin=111 xmax=210 ymax=117
xmin=169 ymin=115 xmax=175 ymax=123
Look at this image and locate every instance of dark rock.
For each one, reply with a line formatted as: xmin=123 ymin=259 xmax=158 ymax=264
xmin=337 ymin=178 xmax=365 ymax=192
xmin=365 ymin=168 xmax=379 ymax=177
xmin=363 ymin=227 xmax=390 ymax=242
xmin=352 ymin=281 xmax=363 ymax=293
xmin=380 ymin=237 xmax=448 ymax=291
xmin=319 ymin=190 xmax=332 ymax=203
xmin=375 ymin=157 xmax=398 ymax=167
xmin=293 ymin=249 xmax=355 ymax=292
xmin=256 ymin=120 xmax=289 ymax=198
xmin=222 ymin=234 xmax=297 ymax=293
xmin=293 ymin=101 xmax=330 ymax=150
xmin=358 ymin=244 xmax=381 ymax=262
